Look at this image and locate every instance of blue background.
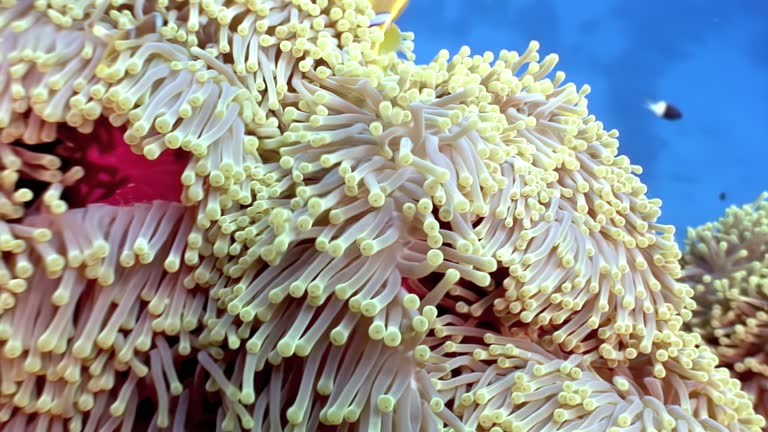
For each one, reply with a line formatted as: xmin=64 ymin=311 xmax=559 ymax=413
xmin=397 ymin=0 xmax=768 ymax=241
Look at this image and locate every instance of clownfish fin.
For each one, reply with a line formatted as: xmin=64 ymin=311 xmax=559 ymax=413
xmin=370 ymin=0 xmax=410 ymax=31
xmin=369 ymin=12 xmax=393 ymax=27
xmin=369 ymin=0 xmax=412 ymax=57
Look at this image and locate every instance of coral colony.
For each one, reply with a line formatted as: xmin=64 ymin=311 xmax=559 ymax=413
xmin=0 ymin=0 xmax=764 ymax=431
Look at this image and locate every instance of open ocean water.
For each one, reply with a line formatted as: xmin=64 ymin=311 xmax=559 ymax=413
xmin=398 ymin=0 xmax=768 ymax=241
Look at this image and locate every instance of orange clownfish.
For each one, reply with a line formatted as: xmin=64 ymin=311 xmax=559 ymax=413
xmin=369 ymin=0 xmax=410 ymax=55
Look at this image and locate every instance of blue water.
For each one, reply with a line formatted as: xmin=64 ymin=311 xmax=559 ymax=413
xmin=398 ymin=0 xmax=768 ymax=240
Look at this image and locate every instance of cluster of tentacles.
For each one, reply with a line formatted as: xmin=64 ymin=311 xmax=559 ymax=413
xmin=683 ymin=192 xmax=768 ymax=421
xmin=0 ymin=0 xmax=764 ymax=431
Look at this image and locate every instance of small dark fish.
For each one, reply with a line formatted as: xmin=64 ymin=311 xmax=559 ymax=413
xmin=719 ymin=192 xmax=727 ymax=201
xmin=646 ymin=100 xmax=683 ymax=120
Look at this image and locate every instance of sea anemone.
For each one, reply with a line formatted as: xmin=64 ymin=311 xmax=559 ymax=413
xmin=682 ymin=192 xmax=768 ymax=419
xmin=0 ymin=0 xmax=764 ymax=430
